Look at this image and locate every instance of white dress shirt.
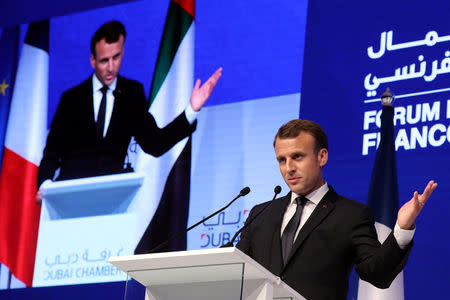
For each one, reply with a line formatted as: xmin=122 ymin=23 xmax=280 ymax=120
xmin=92 ymin=74 xmax=198 ymax=138
xmin=92 ymin=75 xmax=116 ymax=138
xmin=280 ymin=182 xmax=414 ymax=249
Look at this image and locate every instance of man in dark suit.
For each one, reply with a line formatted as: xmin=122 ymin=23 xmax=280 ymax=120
xmin=236 ymin=119 xmax=437 ymax=300
xmin=36 ymin=21 xmax=221 ymax=201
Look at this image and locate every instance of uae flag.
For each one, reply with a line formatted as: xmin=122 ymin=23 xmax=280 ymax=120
xmin=134 ymin=0 xmax=195 ymax=253
xmin=357 ymin=100 xmax=404 ymax=299
xmin=0 ymin=21 xmax=49 ymax=287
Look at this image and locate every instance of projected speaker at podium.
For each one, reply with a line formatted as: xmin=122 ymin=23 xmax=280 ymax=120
xmin=33 ymin=20 xmax=222 ymax=287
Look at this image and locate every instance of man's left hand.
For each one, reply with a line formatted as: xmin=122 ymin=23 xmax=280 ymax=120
xmin=190 ymin=67 xmax=222 ymax=111
xmin=397 ymin=180 xmax=437 ymax=230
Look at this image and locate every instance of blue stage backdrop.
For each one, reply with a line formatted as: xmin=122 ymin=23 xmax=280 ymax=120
xmin=301 ymin=1 xmax=450 ymax=299
xmin=2 ymin=0 xmax=449 ymax=299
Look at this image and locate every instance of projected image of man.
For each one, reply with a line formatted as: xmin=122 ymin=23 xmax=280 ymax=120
xmin=36 ymin=21 xmax=221 ymax=202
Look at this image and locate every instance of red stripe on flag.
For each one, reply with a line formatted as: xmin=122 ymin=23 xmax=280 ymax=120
xmin=0 ymin=147 xmax=40 ymax=287
xmin=173 ymin=0 xmax=195 ymax=17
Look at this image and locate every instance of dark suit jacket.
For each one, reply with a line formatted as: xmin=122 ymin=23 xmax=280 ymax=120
xmin=236 ymin=186 xmax=412 ymax=300
xmin=37 ymin=75 xmax=196 ymax=186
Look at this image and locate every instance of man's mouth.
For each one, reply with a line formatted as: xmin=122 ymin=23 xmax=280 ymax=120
xmin=288 ymin=177 xmax=301 ymax=183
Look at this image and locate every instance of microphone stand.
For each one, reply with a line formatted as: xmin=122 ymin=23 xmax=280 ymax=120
xmin=221 ymin=186 xmax=282 ymax=248
xmin=148 ymin=187 xmax=251 ymax=253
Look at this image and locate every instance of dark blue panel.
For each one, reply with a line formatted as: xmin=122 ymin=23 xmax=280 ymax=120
xmin=301 ymin=1 xmax=450 ymax=299
xmin=0 ymin=0 xmax=139 ymax=27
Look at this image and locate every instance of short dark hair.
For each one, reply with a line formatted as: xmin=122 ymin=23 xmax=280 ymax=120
xmin=273 ymin=119 xmax=328 ymax=153
xmin=90 ymin=21 xmax=126 ymax=58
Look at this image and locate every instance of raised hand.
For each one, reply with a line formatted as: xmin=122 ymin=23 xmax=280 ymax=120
xmin=397 ymin=180 xmax=437 ymax=230
xmin=190 ymin=67 xmax=222 ymax=111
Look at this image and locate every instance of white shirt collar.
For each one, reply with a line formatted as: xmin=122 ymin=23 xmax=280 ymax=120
xmin=92 ymin=74 xmax=117 ymax=92
xmin=290 ymin=182 xmax=329 ymax=205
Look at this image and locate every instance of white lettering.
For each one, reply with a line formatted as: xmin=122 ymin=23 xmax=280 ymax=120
xmin=364 ymin=110 xmax=378 ymax=130
xmin=410 ymin=126 xmax=428 ymax=149
xmin=362 ymin=133 xmax=378 ymax=155
xmin=375 ymin=110 xmax=382 ymax=128
xmin=394 ymin=106 xmax=406 ymax=126
xmin=428 ymin=123 xmax=446 ymax=146
xmin=406 ymin=104 xmax=421 ymax=124
xmin=447 ymin=99 xmax=450 ymax=119
xmin=422 ymin=101 xmax=440 ymax=122
xmin=447 ymin=124 xmax=450 ymax=142
xmin=395 ymin=129 xmax=410 ymax=150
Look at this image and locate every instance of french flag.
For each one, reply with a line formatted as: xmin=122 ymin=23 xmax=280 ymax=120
xmin=357 ymin=99 xmax=404 ymax=299
xmin=0 ymin=21 xmax=49 ymax=287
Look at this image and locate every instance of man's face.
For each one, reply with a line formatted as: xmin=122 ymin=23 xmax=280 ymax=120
xmin=90 ymin=35 xmax=124 ymax=86
xmin=275 ymin=132 xmax=328 ymax=195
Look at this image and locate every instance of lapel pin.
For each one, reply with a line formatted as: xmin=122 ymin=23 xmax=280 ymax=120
xmin=323 ymin=204 xmax=327 ymax=208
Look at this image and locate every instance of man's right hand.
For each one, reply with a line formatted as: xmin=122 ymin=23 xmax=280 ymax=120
xmin=397 ymin=180 xmax=437 ymax=230
xmin=190 ymin=67 xmax=222 ymax=111
xmin=36 ymin=189 xmax=43 ymax=204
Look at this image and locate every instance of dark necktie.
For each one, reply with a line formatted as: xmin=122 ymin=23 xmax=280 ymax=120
xmin=97 ymin=85 xmax=108 ymax=140
xmin=281 ymin=195 xmax=308 ymax=264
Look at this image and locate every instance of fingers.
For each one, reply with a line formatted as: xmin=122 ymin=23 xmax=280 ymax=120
xmin=206 ymin=67 xmax=223 ymax=86
xmin=422 ymin=180 xmax=437 ymax=199
xmin=191 ymin=68 xmax=222 ymax=111
xmin=215 ymin=67 xmax=223 ymax=77
xmin=36 ymin=190 xmax=43 ymax=204
xmin=194 ymin=78 xmax=201 ymax=90
xmin=193 ymin=67 xmax=222 ymax=97
xmin=195 ymin=67 xmax=222 ymax=87
xmin=417 ymin=180 xmax=438 ymax=207
xmin=212 ymin=67 xmax=223 ymax=78
xmin=413 ymin=191 xmax=425 ymax=207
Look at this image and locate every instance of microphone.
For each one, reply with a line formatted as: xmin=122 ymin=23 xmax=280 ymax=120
xmin=221 ymin=185 xmax=282 ymax=248
xmin=123 ymin=140 xmax=137 ymax=173
xmin=148 ymin=186 xmax=251 ymax=253
xmin=240 ymin=186 xmax=251 ymax=196
xmin=123 ymin=153 xmax=134 ymax=173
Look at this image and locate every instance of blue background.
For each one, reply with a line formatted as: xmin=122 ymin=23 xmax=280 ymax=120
xmin=2 ymin=0 xmax=449 ymax=299
xmin=301 ymin=1 xmax=450 ymax=299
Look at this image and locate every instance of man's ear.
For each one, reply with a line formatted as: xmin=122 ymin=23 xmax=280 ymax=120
xmin=318 ymin=148 xmax=328 ymax=167
xmin=90 ymin=54 xmax=95 ymax=69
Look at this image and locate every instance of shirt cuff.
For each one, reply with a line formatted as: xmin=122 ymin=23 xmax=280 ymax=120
xmin=393 ymin=222 xmax=415 ymax=249
xmin=185 ymin=103 xmax=199 ymax=124
xmin=39 ymin=179 xmax=53 ymax=191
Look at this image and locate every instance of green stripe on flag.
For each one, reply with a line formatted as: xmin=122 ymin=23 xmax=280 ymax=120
xmin=149 ymin=1 xmax=193 ymax=105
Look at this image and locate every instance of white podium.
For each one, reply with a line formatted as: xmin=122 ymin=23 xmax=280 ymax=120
xmin=33 ymin=172 xmax=145 ymax=287
xmin=109 ymin=247 xmax=305 ymax=300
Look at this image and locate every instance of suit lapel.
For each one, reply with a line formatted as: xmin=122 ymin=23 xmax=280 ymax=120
xmin=270 ymin=193 xmax=291 ymax=274
xmin=283 ymin=187 xmax=338 ymax=267
xmin=105 ymin=76 xmax=123 ymax=139
xmin=84 ymin=76 xmax=97 ymax=138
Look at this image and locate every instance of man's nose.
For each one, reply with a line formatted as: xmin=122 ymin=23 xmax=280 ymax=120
xmin=106 ymin=60 xmax=113 ymax=71
xmin=286 ymin=159 xmax=296 ymax=172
